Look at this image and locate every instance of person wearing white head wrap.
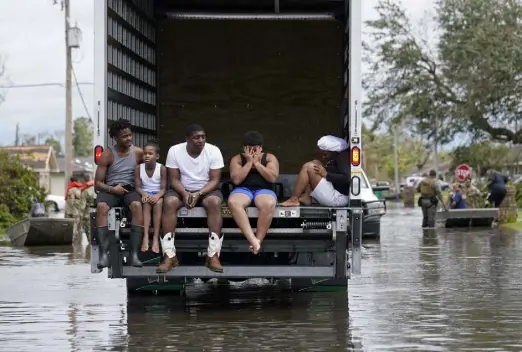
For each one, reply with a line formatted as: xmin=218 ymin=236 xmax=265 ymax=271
xmin=317 ymin=135 xmax=349 ymax=153
xmin=280 ymin=135 xmax=351 ymax=207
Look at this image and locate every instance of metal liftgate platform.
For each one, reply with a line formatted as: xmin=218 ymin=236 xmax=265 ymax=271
xmin=90 ymin=206 xmax=350 ymax=280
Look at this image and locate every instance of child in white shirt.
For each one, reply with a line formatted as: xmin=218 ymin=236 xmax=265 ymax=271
xmin=135 ymin=142 xmax=167 ymax=253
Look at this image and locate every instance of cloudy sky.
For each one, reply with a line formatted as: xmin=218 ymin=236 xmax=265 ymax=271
xmin=0 ymin=0 xmax=432 ymax=147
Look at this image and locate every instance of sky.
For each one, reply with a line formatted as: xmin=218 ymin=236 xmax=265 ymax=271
xmin=0 ymin=0 xmax=433 ymax=147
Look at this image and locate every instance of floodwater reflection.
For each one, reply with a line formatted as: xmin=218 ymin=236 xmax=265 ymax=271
xmin=1 ymin=206 xmax=522 ymax=351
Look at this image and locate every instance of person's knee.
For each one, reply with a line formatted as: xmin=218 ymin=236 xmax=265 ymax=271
xmin=96 ymin=202 xmax=110 ymax=217
xmin=302 ymin=161 xmax=317 ymax=171
xmin=257 ymin=197 xmax=276 ymax=213
xmin=129 ymin=201 xmax=142 ymax=215
xmin=203 ymin=196 xmax=222 ymax=211
xmin=228 ymin=196 xmax=247 ymax=210
xmin=154 ymin=198 xmax=164 ymax=207
xmin=163 ymin=196 xmax=180 ymax=213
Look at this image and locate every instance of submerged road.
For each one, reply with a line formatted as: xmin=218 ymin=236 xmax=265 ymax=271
xmin=1 ymin=204 xmax=522 ymax=351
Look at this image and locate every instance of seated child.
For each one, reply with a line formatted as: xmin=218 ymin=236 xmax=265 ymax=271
xmin=135 ymin=141 xmax=167 ymax=253
xmin=450 ymin=183 xmax=467 ymax=209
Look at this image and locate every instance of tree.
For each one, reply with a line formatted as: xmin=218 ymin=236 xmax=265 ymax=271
xmin=0 ymin=150 xmax=47 ymax=231
xmin=451 ymin=142 xmax=520 ymax=176
xmin=21 ymin=134 xmax=36 ymax=146
xmin=45 ymin=137 xmax=62 ymax=155
xmin=73 ymin=117 xmax=93 ymax=156
xmin=364 ymin=0 xmax=522 ymax=144
xmin=363 ymin=124 xmax=433 ymax=180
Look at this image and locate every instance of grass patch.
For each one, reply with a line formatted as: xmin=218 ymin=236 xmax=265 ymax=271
xmin=0 ymin=234 xmax=10 ymax=246
xmin=500 ymin=211 xmax=522 ymax=231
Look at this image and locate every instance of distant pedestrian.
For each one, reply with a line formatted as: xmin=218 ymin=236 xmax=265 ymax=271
xmin=80 ymin=175 xmax=95 ymax=241
xmin=486 ymin=170 xmax=508 ymax=207
xmin=417 ymin=170 xmax=447 ymax=228
xmin=65 ymin=176 xmax=83 ymax=241
xmin=463 ymin=177 xmax=482 ymax=208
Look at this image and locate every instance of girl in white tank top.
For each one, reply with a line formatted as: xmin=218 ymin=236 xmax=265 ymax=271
xmin=135 ymin=142 xmax=167 ymax=253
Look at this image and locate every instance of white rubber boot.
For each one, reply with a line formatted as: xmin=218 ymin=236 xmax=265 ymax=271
xmin=156 ymin=232 xmax=179 ymax=273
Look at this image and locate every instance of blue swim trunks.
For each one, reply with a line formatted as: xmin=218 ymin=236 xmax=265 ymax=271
xmin=230 ymin=187 xmax=277 ymax=204
xmin=145 ymin=191 xmax=159 ymax=196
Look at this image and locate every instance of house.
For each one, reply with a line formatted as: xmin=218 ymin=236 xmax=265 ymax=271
xmin=51 ymin=156 xmax=94 ymax=196
xmin=2 ymin=145 xmax=59 ymax=193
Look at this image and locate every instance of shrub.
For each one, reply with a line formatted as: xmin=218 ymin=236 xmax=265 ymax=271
xmin=0 ymin=150 xmax=47 ymax=232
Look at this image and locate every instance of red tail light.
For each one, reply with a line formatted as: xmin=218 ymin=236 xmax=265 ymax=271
xmin=94 ymin=145 xmax=103 ymax=165
xmin=351 ymin=146 xmax=361 ymax=166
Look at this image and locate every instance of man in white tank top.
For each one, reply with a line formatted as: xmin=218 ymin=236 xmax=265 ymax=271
xmin=157 ymin=124 xmax=225 ymax=274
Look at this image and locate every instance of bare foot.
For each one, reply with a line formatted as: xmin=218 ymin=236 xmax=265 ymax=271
xmin=249 ymin=238 xmax=261 ymax=255
xmin=141 ymin=238 xmax=149 ymax=252
xmin=299 ymin=194 xmax=312 ymax=206
xmin=151 ymin=236 xmax=160 ymax=253
xmin=280 ymin=197 xmax=300 ymax=207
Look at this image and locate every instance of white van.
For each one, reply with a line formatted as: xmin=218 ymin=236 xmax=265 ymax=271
xmin=360 ymin=170 xmax=387 ymax=238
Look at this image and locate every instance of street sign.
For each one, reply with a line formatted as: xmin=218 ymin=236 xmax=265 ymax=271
xmin=455 ymin=164 xmax=472 ymax=181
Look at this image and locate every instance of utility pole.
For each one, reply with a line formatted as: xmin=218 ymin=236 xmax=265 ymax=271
xmin=15 ymin=123 xmax=19 ymax=146
xmin=393 ymin=126 xmax=400 ymax=200
xmin=64 ymin=0 xmax=73 ymax=193
xmin=433 ymin=120 xmax=440 ymax=179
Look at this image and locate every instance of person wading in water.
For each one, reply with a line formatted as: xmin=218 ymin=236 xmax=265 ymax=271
xmin=417 ymin=170 xmax=446 ymax=228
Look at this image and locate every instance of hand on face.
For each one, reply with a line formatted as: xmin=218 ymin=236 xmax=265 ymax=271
xmin=244 ymin=146 xmax=261 ymax=163
xmin=252 ymin=146 xmax=261 ymax=163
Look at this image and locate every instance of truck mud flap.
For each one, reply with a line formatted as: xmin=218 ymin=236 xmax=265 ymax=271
xmin=351 ymin=208 xmax=363 ymax=275
xmin=90 ymin=212 xmax=102 ymax=274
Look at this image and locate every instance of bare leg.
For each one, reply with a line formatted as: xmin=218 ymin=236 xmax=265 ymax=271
xmin=95 ymin=203 xmax=109 ymax=227
xmin=141 ymin=202 xmax=151 ymax=252
xmin=151 ymin=198 xmax=163 ymax=253
xmin=299 ymin=185 xmax=313 ymax=206
xmin=254 ymin=194 xmax=276 ymax=245
xmin=228 ymin=193 xmax=260 ymax=253
xmin=203 ymin=196 xmax=223 ymax=235
xmin=281 ymin=161 xmax=323 ymax=207
xmin=129 ymin=201 xmax=144 ymax=226
xmin=161 ymin=196 xmax=181 ymax=235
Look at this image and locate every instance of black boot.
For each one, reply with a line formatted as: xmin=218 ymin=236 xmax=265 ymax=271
xmin=129 ymin=225 xmax=144 ymax=267
xmin=97 ymin=226 xmax=110 ymax=269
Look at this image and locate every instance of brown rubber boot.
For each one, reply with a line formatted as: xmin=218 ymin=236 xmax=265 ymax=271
xmin=156 ymin=254 xmax=179 ymax=273
xmin=205 ymin=254 xmax=223 ymax=273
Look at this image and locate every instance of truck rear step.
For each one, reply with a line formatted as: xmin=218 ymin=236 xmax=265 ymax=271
xmin=121 ymin=265 xmax=334 ymax=278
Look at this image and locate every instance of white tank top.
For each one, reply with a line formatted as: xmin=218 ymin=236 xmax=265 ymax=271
xmin=140 ymin=163 xmax=162 ymax=193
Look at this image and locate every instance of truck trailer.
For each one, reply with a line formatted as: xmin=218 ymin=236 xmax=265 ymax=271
xmin=90 ymin=0 xmax=373 ymax=294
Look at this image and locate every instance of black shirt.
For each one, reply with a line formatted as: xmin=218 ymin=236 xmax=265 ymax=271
xmin=325 ymin=150 xmax=351 ymax=195
xmin=237 ymin=153 xmax=274 ymax=191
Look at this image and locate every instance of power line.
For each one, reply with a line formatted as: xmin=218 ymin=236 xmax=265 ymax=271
xmin=71 ymin=65 xmax=92 ymax=121
xmin=0 ymin=82 xmax=92 ymax=89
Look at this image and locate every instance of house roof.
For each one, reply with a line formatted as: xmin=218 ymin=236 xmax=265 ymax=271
xmin=56 ymin=156 xmax=94 ymax=173
xmin=2 ymin=145 xmax=59 ymax=172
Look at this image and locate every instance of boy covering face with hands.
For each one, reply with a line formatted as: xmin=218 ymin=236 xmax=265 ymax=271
xmin=228 ymin=131 xmax=279 ymax=254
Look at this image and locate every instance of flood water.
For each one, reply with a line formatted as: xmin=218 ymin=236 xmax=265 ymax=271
xmin=1 ymin=205 xmax=522 ymax=351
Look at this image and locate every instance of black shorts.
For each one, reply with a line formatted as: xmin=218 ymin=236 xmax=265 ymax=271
xmin=96 ymin=191 xmax=141 ymax=208
xmin=165 ymin=189 xmax=223 ymax=206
